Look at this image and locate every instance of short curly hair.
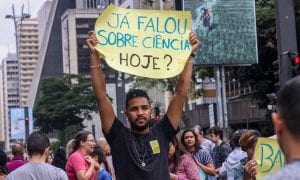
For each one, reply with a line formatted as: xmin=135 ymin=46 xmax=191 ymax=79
xmin=125 ymin=89 xmax=150 ymax=109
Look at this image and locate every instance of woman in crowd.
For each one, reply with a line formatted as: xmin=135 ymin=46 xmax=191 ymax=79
xmin=0 ymin=149 xmax=9 ymax=180
xmin=239 ymin=130 xmax=261 ymax=180
xmin=91 ymin=147 xmax=112 ymax=180
xmin=219 ymin=129 xmax=247 ymax=180
xmin=47 ymin=152 xmax=53 ymax=164
xmin=66 ymin=130 xmax=97 ymax=180
xmin=52 ymin=147 xmax=67 ymax=171
xmin=181 ymin=130 xmax=216 ymax=179
xmin=168 ymin=137 xmax=200 ymax=180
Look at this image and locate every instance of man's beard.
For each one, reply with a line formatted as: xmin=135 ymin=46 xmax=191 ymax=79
xmin=129 ymin=119 xmax=150 ymax=131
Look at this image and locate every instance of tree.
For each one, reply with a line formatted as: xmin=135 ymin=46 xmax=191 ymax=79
xmin=131 ymin=66 xmax=213 ymax=97
xmin=34 ymin=74 xmax=98 ymax=136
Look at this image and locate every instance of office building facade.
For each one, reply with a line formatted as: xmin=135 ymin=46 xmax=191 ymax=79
xmin=1 ymin=53 xmax=20 ymax=150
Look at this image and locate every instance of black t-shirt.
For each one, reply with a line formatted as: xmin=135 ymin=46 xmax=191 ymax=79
xmin=104 ymin=115 xmax=179 ymax=180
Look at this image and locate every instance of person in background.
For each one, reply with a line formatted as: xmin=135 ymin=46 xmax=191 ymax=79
xmin=207 ymin=126 xmax=231 ymax=176
xmin=91 ymin=147 xmax=112 ymax=180
xmin=239 ymin=129 xmax=261 ymax=180
xmin=181 ymin=129 xmax=216 ymax=179
xmin=0 ymin=149 xmax=10 ymax=180
xmin=168 ymin=137 xmax=200 ymax=180
xmin=192 ymin=125 xmax=214 ymax=155
xmin=6 ymin=143 xmax=27 ymax=171
xmin=66 ymin=130 xmax=97 ymax=180
xmin=6 ymin=132 xmax=67 ymax=180
xmin=66 ymin=139 xmax=75 ymax=159
xmin=97 ymin=138 xmax=114 ymax=179
xmin=47 ymin=153 xmax=53 ymax=164
xmin=265 ymin=76 xmax=300 ymax=179
xmin=219 ymin=129 xmax=247 ymax=180
xmin=52 ymin=147 xmax=67 ymax=171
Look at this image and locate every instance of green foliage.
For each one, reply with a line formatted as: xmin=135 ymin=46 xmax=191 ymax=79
xmin=196 ymin=67 xmax=214 ymax=79
xmin=59 ymin=124 xmax=82 ymax=147
xmin=34 ymin=74 xmax=98 ymax=134
xmin=131 ymin=66 xmax=214 ymax=97
xmin=50 ymin=141 xmax=60 ymax=152
xmin=132 ymin=76 xmax=177 ymax=94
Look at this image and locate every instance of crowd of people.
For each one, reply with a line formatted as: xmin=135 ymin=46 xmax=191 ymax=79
xmin=0 ymin=123 xmax=295 ymax=180
xmin=0 ymin=31 xmax=300 ymax=180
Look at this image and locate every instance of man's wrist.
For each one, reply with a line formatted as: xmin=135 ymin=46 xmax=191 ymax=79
xmin=90 ymin=64 xmax=101 ymax=69
xmin=190 ymin=52 xmax=196 ymax=58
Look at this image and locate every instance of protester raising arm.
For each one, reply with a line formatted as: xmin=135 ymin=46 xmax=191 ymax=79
xmin=86 ymin=31 xmax=116 ymax=134
xmin=167 ymin=31 xmax=200 ymax=129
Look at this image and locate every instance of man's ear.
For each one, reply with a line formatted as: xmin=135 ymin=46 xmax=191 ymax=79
xmin=272 ymin=112 xmax=284 ymax=136
xmin=44 ymin=147 xmax=49 ymax=158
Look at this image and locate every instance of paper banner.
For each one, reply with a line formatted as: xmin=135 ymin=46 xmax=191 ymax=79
xmin=94 ymin=4 xmax=192 ymax=79
xmin=254 ymin=137 xmax=286 ymax=179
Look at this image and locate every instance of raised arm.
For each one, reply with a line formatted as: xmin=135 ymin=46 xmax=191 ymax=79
xmin=167 ymin=31 xmax=200 ymax=129
xmin=86 ymin=31 xmax=115 ymax=134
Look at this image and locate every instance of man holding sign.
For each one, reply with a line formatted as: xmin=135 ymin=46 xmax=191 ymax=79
xmin=86 ymin=29 xmax=199 ymax=180
xmin=264 ymin=76 xmax=300 ymax=180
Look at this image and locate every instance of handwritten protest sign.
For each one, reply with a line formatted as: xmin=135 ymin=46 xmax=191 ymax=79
xmin=94 ymin=4 xmax=192 ymax=79
xmin=254 ymin=137 xmax=286 ymax=180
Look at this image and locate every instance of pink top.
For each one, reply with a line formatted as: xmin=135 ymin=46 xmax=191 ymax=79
xmin=66 ymin=150 xmax=96 ymax=180
xmin=169 ymin=153 xmax=200 ymax=180
xmin=6 ymin=156 xmax=27 ymax=171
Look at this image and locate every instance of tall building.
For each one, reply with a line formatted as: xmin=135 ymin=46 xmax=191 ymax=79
xmin=1 ymin=53 xmax=20 ymax=150
xmin=38 ymin=0 xmax=53 ymax=49
xmin=76 ymin=0 xmax=110 ymax=9
xmin=0 ymin=63 xmax=3 ymax=149
xmin=29 ymin=0 xmax=117 ymax=138
xmin=17 ymin=18 xmax=39 ymax=107
xmin=29 ymin=0 xmax=76 ymax=108
xmin=61 ymin=9 xmax=103 ymax=75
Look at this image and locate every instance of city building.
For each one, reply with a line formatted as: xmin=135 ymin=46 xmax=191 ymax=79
xmin=61 ymin=7 xmax=120 ymax=138
xmin=29 ymin=0 xmax=120 ymax=138
xmin=0 ymin=53 xmax=20 ymax=150
xmin=0 ymin=63 xmax=3 ymax=149
xmin=38 ymin=0 xmax=53 ymax=49
xmin=17 ymin=18 xmax=39 ymax=107
xmin=29 ymin=0 xmax=76 ymax=108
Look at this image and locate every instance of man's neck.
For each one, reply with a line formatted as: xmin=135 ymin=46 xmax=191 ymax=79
xmin=29 ymin=155 xmax=46 ymax=163
xmin=12 ymin=155 xmax=24 ymax=160
xmin=283 ymin=135 xmax=300 ymax=164
xmin=131 ymin=128 xmax=150 ymax=135
xmin=199 ymin=136 xmax=205 ymax=144
xmin=216 ymin=139 xmax=222 ymax=146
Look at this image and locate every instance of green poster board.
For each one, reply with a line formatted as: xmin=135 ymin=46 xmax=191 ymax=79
xmin=184 ymin=0 xmax=258 ymax=65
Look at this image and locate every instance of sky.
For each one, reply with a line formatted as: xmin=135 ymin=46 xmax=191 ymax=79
xmin=0 ymin=0 xmax=46 ymax=61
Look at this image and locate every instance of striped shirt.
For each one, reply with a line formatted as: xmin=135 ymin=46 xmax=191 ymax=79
xmin=193 ymin=148 xmax=213 ymax=165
